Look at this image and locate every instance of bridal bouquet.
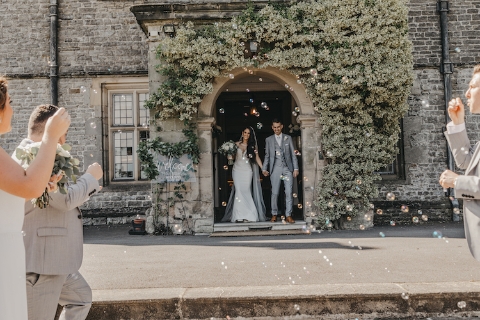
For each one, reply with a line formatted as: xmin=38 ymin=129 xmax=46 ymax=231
xmin=218 ymin=140 xmax=237 ymax=165
xmin=15 ymin=142 xmax=80 ymax=208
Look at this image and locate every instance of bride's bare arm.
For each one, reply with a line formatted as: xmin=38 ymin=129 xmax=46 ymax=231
xmin=255 ymin=150 xmax=263 ymax=168
xmin=0 ymin=108 xmax=70 ymax=198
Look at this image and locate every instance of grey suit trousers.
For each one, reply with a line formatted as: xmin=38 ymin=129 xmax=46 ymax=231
xmin=26 ymin=272 xmax=91 ymax=320
xmin=271 ymin=162 xmax=293 ymax=217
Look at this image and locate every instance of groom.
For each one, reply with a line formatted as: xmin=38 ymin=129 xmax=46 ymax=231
xmin=14 ymin=104 xmax=102 ymax=320
xmin=262 ymin=118 xmax=299 ymax=223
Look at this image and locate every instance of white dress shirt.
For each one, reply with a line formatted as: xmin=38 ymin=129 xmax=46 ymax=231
xmin=275 ymin=133 xmax=282 ymax=146
xmin=446 ymin=121 xmax=466 ymax=134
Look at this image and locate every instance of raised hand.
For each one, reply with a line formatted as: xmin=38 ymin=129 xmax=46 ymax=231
xmin=448 ymin=97 xmax=465 ymax=125
xmin=86 ymin=162 xmax=103 ymax=180
xmin=44 ymin=107 xmax=71 ymax=141
xmin=262 ymin=170 xmax=269 ymax=177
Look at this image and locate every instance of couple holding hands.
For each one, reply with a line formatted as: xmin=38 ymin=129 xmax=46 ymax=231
xmin=222 ymin=119 xmax=299 ymax=224
xmin=0 ymin=77 xmax=102 ymax=320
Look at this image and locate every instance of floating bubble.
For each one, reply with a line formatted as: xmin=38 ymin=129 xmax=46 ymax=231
xmin=285 ymin=84 xmax=289 ymax=89
xmin=328 ymin=202 xmax=334 ymax=208
xmin=249 ymin=98 xmax=254 ymax=103
xmin=304 ymin=177 xmax=308 ymax=181
xmin=298 ymin=204 xmax=302 ymax=209
xmin=326 ymin=151 xmax=333 ymax=157
xmin=310 ymin=69 xmax=318 ymax=76
xmin=244 ymin=113 xmax=248 ymax=117
xmin=455 ymin=47 xmax=461 ymax=53
xmin=365 ymin=132 xmax=371 ymax=137
xmin=369 ymin=203 xmax=375 ymax=209
xmin=228 ymin=74 xmax=235 ymax=79
xmin=342 ymin=76 xmax=348 ymax=83
xmin=379 ymin=232 xmax=385 ymax=237
xmin=259 ymin=78 xmax=263 ymax=82
xmin=376 ymin=209 xmax=383 ymax=215
xmin=90 ymin=154 xmax=94 ymax=158
xmin=390 ymin=220 xmax=396 ymax=226
xmin=93 ymin=89 xmax=98 ymax=94
xmin=359 ymin=225 xmax=365 ymax=230
xmin=346 ymin=205 xmax=353 ymax=211
xmin=297 ymin=79 xmax=302 ymax=84
xmin=294 ymin=304 xmax=300 ymax=311
xmin=90 ymin=122 xmax=97 ymax=129
xmin=293 ymin=193 xmax=297 ymax=198
xmin=295 ymin=107 xmax=300 ymax=112
xmin=142 ymin=123 xmax=148 ymax=128
xmin=386 ymin=192 xmax=395 ymax=201
xmin=121 ymin=95 xmax=126 ymax=100
xmin=333 ymin=190 xmax=338 ymax=196
xmin=80 ymin=86 xmax=87 ymax=93
xmin=249 ymin=70 xmax=253 ymax=75
xmin=433 ymin=231 xmax=442 ymax=238
xmin=223 ymin=165 xmax=228 ymax=170
xmin=292 ymin=111 xmax=298 ymax=116
xmin=117 ymin=129 xmax=122 ymax=134
xmin=453 ymin=207 xmax=460 ymax=214
xmin=418 ymin=209 xmax=423 ymax=215
xmin=401 ymin=293 xmax=409 ymax=300
xmin=27 ymin=87 xmax=32 ymax=92
xmin=458 ymin=301 xmax=466 ymax=309
xmin=260 ymin=102 xmax=267 ymax=108
xmin=240 ymin=42 xmax=245 ymax=46
xmin=401 ymin=205 xmax=409 ymax=213
xmin=356 ymin=179 xmax=362 ymax=185
xmin=421 ymin=214 xmax=428 ymax=221
xmin=256 ymin=122 xmax=263 ymax=129
xmin=346 ymin=216 xmax=352 ymax=221
xmin=255 ymin=112 xmax=260 ymax=117
xmin=412 ymin=216 xmax=419 ymax=223
xmin=294 ymin=150 xmax=301 ymax=156
xmin=326 ymin=222 xmax=333 ymax=228
xmin=222 ymin=202 xmax=227 ymax=206
xmin=232 ymin=23 xmax=237 ymax=29
xmin=246 ymin=89 xmax=250 ymax=92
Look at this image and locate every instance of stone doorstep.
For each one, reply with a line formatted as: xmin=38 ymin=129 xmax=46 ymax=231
xmin=213 ymin=220 xmax=307 ymax=232
xmin=85 ymin=281 xmax=480 ymax=319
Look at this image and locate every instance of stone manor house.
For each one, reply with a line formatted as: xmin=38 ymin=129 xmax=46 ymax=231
xmin=1 ymin=0 xmax=479 ymax=233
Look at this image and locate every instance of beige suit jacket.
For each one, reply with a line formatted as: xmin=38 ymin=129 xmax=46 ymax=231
xmin=14 ymin=139 xmax=99 ymax=275
xmin=445 ymin=129 xmax=480 ymax=261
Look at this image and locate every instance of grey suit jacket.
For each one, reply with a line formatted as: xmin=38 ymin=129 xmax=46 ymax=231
xmin=14 ymin=139 xmax=99 ymax=275
xmin=445 ymin=129 xmax=480 ymax=261
xmin=262 ymin=134 xmax=299 ymax=173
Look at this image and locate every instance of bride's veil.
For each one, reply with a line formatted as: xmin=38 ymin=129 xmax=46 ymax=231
xmin=221 ymin=127 xmax=266 ymax=222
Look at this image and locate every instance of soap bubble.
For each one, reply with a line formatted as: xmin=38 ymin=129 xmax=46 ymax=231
xmin=401 ymin=293 xmax=409 ymax=300
xmin=376 ymin=209 xmax=383 ymax=215
xmin=261 ymin=102 xmax=267 ymax=109
xmin=346 ymin=216 xmax=352 ymax=221
xmin=256 ymin=122 xmax=263 ymax=129
xmin=328 ymin=202 xmax=334 ymax=208
xmin=219 ymin=108 xmax=225 ymax=114
xmin=223 ymin=165 xmax=228 ymax=170
xmin=293 ymin=193 xmax=297 ymax=198
xmin=232 ymin=23 xmax=237 ymax=29
xmin=80 ymin=86 xmax=87 ymax=93
xmin=359 ymin=225 xmax=365 ymax=230
xmin=453 ymin=207 xmax=460 ymax=214
xmin=400 ymin=205 xmax=409 ymax=213
xmin=421 ymin=214 xmax=428 ymax=221
xmin=386 ymin=192 xmax=395 ymax=201
xmin=346 ymin=205 xmax=353 ymax=211
xmin=417 ymin=209 xmax=423 ymax=215
xmin=297 ymin=80 xmax=302 ymax=84
xmin=457 ymin=301 xmax=466 ymax=308
xmin=298 ymin=204 xmax=302 ymax=209
xmin=90 ymin=122 xmax=97 ymax=129
xmin=390 ymin=220 xmax=396 ymax=226
xmin=294 ymin=304 xmax=300 ymax=311
xmin=369 ymin=203 xmax=375 ymax=209
xmin=228 ymin=74 xmax=234 ymax=79
xmin=454 ymin=47 xmax=461 ymax=53
xmin=284 ymin=84 xmax=289 ymax=89
xmin=249 ymin=70 xmax=253 ymax=75
xmin=295 ymin=107 xmax=300 ymax=112
xmin=259 ymin=78 xmax=263 ymax=82
xmin=310 ymin=69 xmax=318 ymax=76
xmin=27 ymin=87 xmax=32 ymax=92
xmin=292 ymin=111 xmax=298 ymax=116
xmin=379 ymin=232 xmax=385 ymax=237
xmin=433 ymin=231 xmax=442 ymax=238
xmin=222 ymin=202 xmax=227 ymax=206
xmin=412 ymin=216 xmax=419 ymax=223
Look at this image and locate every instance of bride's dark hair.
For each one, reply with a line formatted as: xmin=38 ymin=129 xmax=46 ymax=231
xmin=239 ymin=126 xmax=257 ymax=163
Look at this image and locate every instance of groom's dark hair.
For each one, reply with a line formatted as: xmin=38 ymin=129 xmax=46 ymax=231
xmin=28 ymin=104 xmax=59 ymax=136
xmin=272 ymin=118 xmax=282 ymax=125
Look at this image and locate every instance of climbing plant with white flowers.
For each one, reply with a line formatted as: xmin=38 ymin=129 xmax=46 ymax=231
xmin=139 ymin=0 xmax=414 ymax=224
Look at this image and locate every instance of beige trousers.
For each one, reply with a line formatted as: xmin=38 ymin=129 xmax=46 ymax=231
xmin=26 ymin=272 xmax=91 ymax=320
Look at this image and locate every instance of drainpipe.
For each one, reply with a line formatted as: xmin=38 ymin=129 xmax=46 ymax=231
xmin=50 ymin=0 xmax=58 ymax=105
xmin=437 ymin=0 xmax=460 ymax=221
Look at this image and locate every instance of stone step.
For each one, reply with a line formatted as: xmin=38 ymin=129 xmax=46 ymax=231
xmin=213 ymin=220 xmax=307 ymax=232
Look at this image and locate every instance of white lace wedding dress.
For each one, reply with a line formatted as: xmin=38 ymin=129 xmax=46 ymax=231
xmin=225 ymin=148 xmax=263 ymax=222
xmin=0 ymin=189 xmax=28 ymax=320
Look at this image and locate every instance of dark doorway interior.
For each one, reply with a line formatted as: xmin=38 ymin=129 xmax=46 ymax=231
xmin=213 ymin=91 xmax=303 ymax=222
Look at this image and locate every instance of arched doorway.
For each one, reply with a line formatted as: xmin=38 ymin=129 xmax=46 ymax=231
xmin=212 ymin=76 xmax=304 ymax=223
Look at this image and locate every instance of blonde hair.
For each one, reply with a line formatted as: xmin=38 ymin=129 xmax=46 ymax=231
xmin=473 ymin=65 xmax=480 ymax=75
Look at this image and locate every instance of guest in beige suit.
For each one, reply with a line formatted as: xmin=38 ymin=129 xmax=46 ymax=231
xmin=441 ymin=64 xmax=480 ymax=261
xmin=14 ymin=105 xmax=103 ymax=320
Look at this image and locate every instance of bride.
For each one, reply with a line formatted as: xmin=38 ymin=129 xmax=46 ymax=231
xmin=0 ymin=77 xmax=70 ymax=319
xmin=222 ymin=126 xmax=266 ymax=223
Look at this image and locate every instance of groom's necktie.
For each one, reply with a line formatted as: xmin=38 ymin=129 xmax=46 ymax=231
xmin=275 ymin=134 xmax=281 ymax=146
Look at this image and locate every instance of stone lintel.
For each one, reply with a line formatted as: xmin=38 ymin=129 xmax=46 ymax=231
xmin=130 ymin=1 xmax=278 ymax=35
xmin=297 ymin=114 xmax=318 ymax=128
xmin=197 ymin=117 xmax=215 ymax=131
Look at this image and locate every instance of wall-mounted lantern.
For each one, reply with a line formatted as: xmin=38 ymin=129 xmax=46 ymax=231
xmin=163 ymin=24 xmax=176 ymax=38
